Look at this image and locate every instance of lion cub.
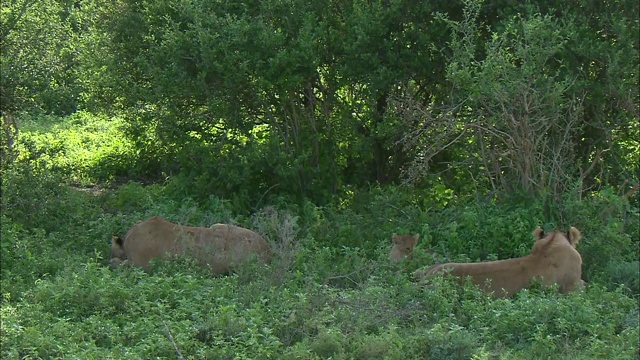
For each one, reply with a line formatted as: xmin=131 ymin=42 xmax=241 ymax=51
xmin=389 ymin=233 xmax=420 ymax=262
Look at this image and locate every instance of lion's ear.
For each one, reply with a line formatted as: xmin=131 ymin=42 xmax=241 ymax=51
xmin=392 ymin=234 xmax=400 ymax=244
xmin=532 ymin=227 xmax=544 ymax=240
xmin=568 ymin=227 xmax=581 ymax=247
xmin=112 ymin=235 xmax=124 ymax=247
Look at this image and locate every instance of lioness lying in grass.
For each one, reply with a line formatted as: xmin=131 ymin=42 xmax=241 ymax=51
xmin=414 ymin=227 xmax=585 ymax=298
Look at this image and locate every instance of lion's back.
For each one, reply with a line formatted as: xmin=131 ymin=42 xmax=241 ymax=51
xmin=208 ymin=224 xmax=271 ymax=263
xmin=123 ymin=217 xmax=179 ymax=268
xmin=115 ymin=218 xmax=271 ymax=274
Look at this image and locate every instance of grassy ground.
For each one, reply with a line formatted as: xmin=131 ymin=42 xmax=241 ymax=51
xmin=1 ymin=113 xmax=638 ymax=359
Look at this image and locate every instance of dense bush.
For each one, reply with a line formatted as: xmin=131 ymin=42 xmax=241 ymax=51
xmin=12 ymin=112 xmax=137 ymax=185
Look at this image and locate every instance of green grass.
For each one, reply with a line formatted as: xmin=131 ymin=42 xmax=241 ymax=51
xmin=1 ymin=112 xmax=638 ymax=358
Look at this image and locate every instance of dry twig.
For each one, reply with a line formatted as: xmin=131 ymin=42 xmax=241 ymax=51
xmin=163 ymin=321 xmax=184 ymax=360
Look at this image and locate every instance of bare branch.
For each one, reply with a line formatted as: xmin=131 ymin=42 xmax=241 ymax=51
xmin=163 ymin=321 xmax=184 ymax=360
xmin=624 ymin=182 xmax=640 ymax=200
xmin=579 ymin=150 xmax=604 ymax=184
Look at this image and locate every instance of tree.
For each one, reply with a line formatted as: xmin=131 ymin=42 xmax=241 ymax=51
xmin=1 ymin=0 xmax=84 ymax=115
xmin=398 ymin=0 xmax=639 ymax=199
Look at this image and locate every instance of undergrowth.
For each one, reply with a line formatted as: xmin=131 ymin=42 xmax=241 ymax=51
xmin=1 ymin=112 xmax=638 ymax=358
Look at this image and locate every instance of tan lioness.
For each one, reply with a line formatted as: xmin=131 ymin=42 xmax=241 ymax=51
xmin=389 ymin=233 xmax=420 ymax=261
xmin=414 ymin=227 xmax=585 ymax=298
xmin=110 ymin=216 xmax=271 ymax=275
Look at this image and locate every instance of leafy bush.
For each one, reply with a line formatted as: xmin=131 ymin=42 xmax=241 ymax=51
xmin=601 ymin=261 xmax=640 ymax=298
xmin=2 ymin=163 xmax=71 ymax=232
xmin=100 ymin=181 xmax=161 ymax=214
xmin=309 ymin=329 xmax=345 ymax=358
xmin=404 ymin=323 xmax=480 ymax=360
xmin=13 ymin=112 xmax=136 ymax=185
xmin=562 ymin=188 xmax=640 ymax=281
xmin=350 ymin=328 xmax=404 ymax=360
xmin=430 ymin=202 xmax=542 ymax=261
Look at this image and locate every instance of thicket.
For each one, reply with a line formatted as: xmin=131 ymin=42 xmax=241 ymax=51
xmin=1 ymin=0 xmax=639 ymax=358
xmin=2 ymin=0 xmax=638 ymax=205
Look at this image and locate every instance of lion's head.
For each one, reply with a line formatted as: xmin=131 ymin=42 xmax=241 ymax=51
xmin=389 ymin=233 xmax=419 ymax=262
xmin=109 ymin=235 xmax=127 ymax=268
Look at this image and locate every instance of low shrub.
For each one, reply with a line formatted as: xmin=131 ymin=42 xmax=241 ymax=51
xmin=309 ymin=329 xmax=345 ymax=358
xmin=404 ymin=323 xmax=480 ymax=360
xmin=601 ymin=261 xmax=640 ymax=298
xmin=2 ymin=163 xmax=72 ymax=232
